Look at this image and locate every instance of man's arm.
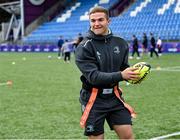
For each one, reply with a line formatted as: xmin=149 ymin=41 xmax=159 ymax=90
xmin=75 ymin=42 xmax=123 ymax=86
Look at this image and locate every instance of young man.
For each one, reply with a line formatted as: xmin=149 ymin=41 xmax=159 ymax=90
xmin=75 ymin=6 xmax=139 ymax=139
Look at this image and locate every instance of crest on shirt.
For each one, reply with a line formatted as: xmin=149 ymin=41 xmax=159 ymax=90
xmin=114 ymin=46 xmax=120 ymax=54
xmin=97 ymin=51 xmax=101 ymax=59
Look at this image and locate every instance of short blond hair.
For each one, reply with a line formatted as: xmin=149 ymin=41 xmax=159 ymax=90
xmin=89 ymin=6 xmax=109 ymax=19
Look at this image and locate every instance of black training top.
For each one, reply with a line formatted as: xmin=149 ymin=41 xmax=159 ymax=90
xmin=75 ymin=30 xmax=130 ymax=88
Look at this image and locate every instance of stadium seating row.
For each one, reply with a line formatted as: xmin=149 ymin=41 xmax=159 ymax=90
xmin=23 ymin=0 xmax=180 ymax=45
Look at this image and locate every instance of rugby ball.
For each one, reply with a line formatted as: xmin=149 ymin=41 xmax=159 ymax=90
xmin=128 ymin=62 xmax=151 ymax=84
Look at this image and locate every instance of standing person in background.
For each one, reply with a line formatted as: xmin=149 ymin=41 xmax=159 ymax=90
xmin=130 ymin=35 xmax=140 ymax=59
xmin=75 ymin=6 xmax=140 ymax=139
xmin=150 ymin=33 xmax=159 ymax=58
xmin=77 ymin=33 xmax=84 ymax=44
xmin=142 ymin=33 xmax=148 ymax=54
xmin=57 ymin=36 xmax=64 ymax=59
xmin=61 ymin=39 xmax=72 ymax=63
xmin=73 ymin=33 xmax=84 ymax=51
xmin=157 ymin=37 xmax=162 ymax=56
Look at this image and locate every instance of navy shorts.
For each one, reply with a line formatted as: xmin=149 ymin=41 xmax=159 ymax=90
xmin=79 ymin=88 xmax=132 ymax=136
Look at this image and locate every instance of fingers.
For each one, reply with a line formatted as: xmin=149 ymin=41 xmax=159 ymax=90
xmin=128 ymin=67 xmax=139 ymax=72
xmin=127 ymin=71 xmax=140 ymax=80
xmin=121 ymin=67 xmax=140 ymax=81
xmin=129 ymin=74 xmax=140 ymax=81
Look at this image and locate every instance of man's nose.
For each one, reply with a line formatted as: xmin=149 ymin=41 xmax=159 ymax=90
xmin=94 ymin=20 xmax=100 ymax=25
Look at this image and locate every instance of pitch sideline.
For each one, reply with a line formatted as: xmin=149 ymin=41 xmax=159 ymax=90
xmin=150 ymin=131 xmax=180 ymax=140
xmin=151 ymin=65 xmax=180 ymax=72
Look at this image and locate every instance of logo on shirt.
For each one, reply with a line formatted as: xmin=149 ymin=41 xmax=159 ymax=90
xmin=97 ymin=51 xmax=101 ymax=59
xmin=114 ymin=46 xmax=120 ymax=54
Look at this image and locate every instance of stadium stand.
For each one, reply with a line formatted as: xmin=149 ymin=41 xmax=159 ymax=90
xmin=111 ymin=0 xmax=180 ymax=41
xmin=23 ymin=0 xmax=179 ymax=45
xmin=23 ymin=0 xmax=119 ymax=45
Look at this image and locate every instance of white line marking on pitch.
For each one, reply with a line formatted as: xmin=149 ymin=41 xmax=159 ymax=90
xmin=151 ymin=65 xmax=180 ymax=72
xmin=162 ymin=66 xmax=180 ymax=69
xmin=152 ymin=69 xmax=180 ymax=72
xmin=150 ymin=132 xmax=180 ymax=140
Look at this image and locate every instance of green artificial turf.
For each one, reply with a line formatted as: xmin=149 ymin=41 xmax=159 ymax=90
xmin=0 ymin=53 xmax=179 ymax=139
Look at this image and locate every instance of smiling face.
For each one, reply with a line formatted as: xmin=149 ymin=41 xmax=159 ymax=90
xmin=89 ymin=12 xmax=110 ymax=35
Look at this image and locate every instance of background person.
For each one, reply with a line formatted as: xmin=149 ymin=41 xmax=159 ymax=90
xmin=150 ymin=33 xmax=159 ymax=58
xmin=61 ymin=39 xmax=72 ymax=63
xmin=142 ymin=32 xmax=148 ymax=54
xmin=73 ymin=33 xmax=84 ymax=49
xmin=130 ymin=35 xmax=140 ymax=59
xmin=57 ymin=36 xmax=64 ymax=59
xmin=157 ymin=37 xmax=162 ymax=56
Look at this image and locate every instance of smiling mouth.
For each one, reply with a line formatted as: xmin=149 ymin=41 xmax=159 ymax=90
xmin=94 ymin=27 xmax=102 ymax=29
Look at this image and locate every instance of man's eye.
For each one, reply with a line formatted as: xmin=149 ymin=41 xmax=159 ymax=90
xmin=98 ymin=18 xmax=104 ymax=22
xmin=91 ymin=20 xmax=95 ymax=22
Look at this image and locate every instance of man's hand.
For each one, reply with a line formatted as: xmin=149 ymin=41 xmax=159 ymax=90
xmin=121 ymin=67 xmax=140 ymax=81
